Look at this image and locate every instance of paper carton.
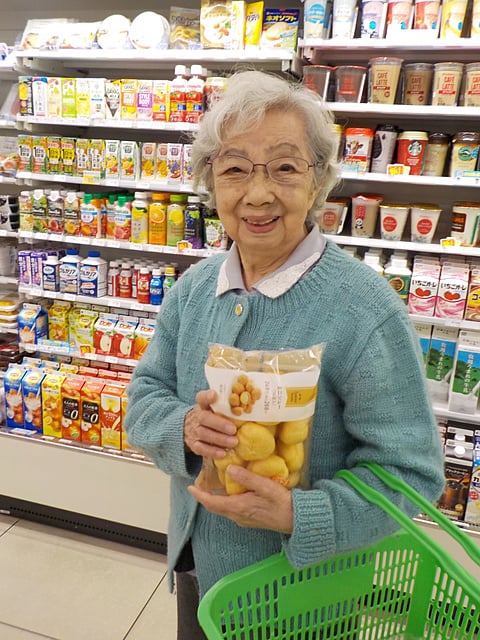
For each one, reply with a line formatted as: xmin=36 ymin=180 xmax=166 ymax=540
xmin=42 ymin=371 xmax=66 ymax=437
xmin=61 ymin=374 xmax=84 ymax=441
xmin=100 ymin=382 xmax=127 ymax=449
xmin=3 ymin=364 xmax=26 ymax=429
xmin=80 ymin=378 xmax=105 ymax=445
xmin=22 ymin=367 xmax=46 ymax=432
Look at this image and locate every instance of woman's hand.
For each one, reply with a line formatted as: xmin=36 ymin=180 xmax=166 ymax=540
xmin=184 ymin=389 xmax=238 ymax=459
xmin=188 ymin=464 xmax=294 ymax=534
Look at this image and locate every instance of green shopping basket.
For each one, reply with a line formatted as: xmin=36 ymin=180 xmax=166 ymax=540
xmin=198 ymin=462 xmax=480 ymax=640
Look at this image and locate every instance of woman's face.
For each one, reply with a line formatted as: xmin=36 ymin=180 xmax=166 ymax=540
xmin=212 ymin=110 xmax=321 ymax=263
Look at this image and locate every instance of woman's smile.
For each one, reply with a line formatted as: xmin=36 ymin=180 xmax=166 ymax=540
xmin=241 ymin=215 xmax=281 ymax=232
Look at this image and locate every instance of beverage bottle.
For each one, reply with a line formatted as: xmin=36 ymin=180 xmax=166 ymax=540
xmin=32 ymin=188 xmax=48 ymax=233
xmin=169 ymin=64 xmax=187 ymax=123
xmin=119 ymin=262 xmax=133 ymax=298
xmin=149 ymin=268 xmax=163 ymax=305
xmin=114 ymin=195 xmax=132 ymax=241
xmin=79 ymin=250 xmax=107 ymax=297
xmin=384 ymin=252 xmax=412 ymax=304
xmin=185 ymin=64 xmax=205 ymax=124
xmin=105 ymin=193 xmax=117 ymax=239
xmin=137 ymin=267 xmax=152 ymax=303
xmin=59 ymin=248 xmax=82 ymax=294
xmin=80 ymin=193 xmax=102 ymax=238
xmin=107 ymin=260 xmax=120 ymax=296
xmin=132 ymin=262 xmax=141 ymax=298
xmin=47 ymin=189 xmax=64 ymax=234
xmin=148 ymin=192 xmax=169 ymax=245
xmin=184 ymin=195 xmax=204 ymax=249
xmin=64 ymin=191 xmax=81 ymax=236
xmin=131 ymin=191 xmax=149 ymax=243
xmin=167 ymin=194 xmax=187 ymax=247
xmin=163 ymin=265 xmax=176 ymax=295
xmin=42 ymin=254 xmax=60 ymax=292
xmin=363 ymin=250 xmax=384 ymax=276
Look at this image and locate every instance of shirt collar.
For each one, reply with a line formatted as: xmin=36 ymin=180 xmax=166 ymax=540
xmin=216 ymin=226 xmax=326 ymax=299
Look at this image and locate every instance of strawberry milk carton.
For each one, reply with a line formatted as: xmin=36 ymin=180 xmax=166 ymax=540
xmin=435 ymin=264 xmax=470 ymax=320
xmin=408 ymin=259 xmax=442 ymax=317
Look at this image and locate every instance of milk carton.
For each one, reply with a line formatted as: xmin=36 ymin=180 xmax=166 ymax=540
xmin=435 ymin=264 xmax=470 ymax=320
xmin=3 ymin=364 xmax=26 ymax=429
xmin=448 ymin=330 xmax=480 ymax=414
xmin=22 ymin=367 xmax=46 ymax=432
xmin=408 ymin=259 xmax=441 ymax=317
xmin=464 ymin=432 xmax=480 ymax=525
xmin=79 ymin=251 xmax=107 ymax=297
xmin=425 ymin=326 xmax=459 ymax=403
xmin=18 ymin=303 xmax=48 ymax=345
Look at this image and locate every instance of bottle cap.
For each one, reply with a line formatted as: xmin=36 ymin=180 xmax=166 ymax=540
xmin=165 ymin=266 xmax=176 ymax=275
xmin=83 ymin=194 xmax=93 ymax=204
xmin=66 ymin=248 xmax=79 ymax=255
xmin=88 ymin=250 xmax=100 ymax=257
xmin=190 ymin=64 xmax=203 ymax=76
xmin=174 ymin=64 xmax=187 ymax=76
xmin=151 ymin=268 xmax=162 ymax=276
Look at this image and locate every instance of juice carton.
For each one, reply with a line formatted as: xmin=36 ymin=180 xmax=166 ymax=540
xmin=120 ymin=79 xmax=138 ymax=120
xmin=61 ymin=374 xmax=85 ymax=441
xmin=435 ymin=264 xmax=470 ymax=320
xmin=465 ymin=268 xmax=480 ymax=321
xmin=47 ymin=77 xmax=62 ymax=118
xmin=31 ymin=136 xmax=48 ymax=174
xmin=48 ymin=300 xmax=71 ymax=342
xmin=41 ymin=370 xmax=66 ymax=438
xmin=141 ymin=142 xmax=156 ymax=181
xmin=112 ymin=316 xmax=138 ymax=359
xmin=46 ymin=136 xmax=62 ymax=174
xmin=133 ymin=319 xmax=155 ymax=360
xmin=61 ymin=137 xmax=76 ymax=175
xmin=3 ymin=364 xmax=26 ymax=429
xmin=78 ymin=365 xmax=98 ymax=379
xmin=69 ymin=308 xmax=98 ymax=355
xmin=93 ymin=313 xmax=118 ymax=355
xmin=152 ymin=80 xmax=169 ymax=122
xmin=18 ymin=76 xmax=33 ymax=116
xmin=32 ymin=77 xmax=48 ymax=117
xmin=98 ymin=367 xmax=118 ymax=380
xmin=17 ymin=135 xmax=33 ymax=172
xmin=136 ymin=79 xmax=153 ymax=120
xmin=167 ymin=143 xmax=183 ymax=183
xmin=22 ymin=367 xmax=46 ymax=432
xmin=61 ymin=78 xmax=76 ymax=118
xmin=105 ymin=79 xmax=121 ymax=119
xmin=18 ymin=303 xmax=48 ymax=345
xmin=448 ymin=330 xmax=480 ymax=414
xmin=89 ymin=78 xmax=105 ymax=119
xmin=155 ymin=143 xmax=168 ymax=181
xmin=104 ymin=140 xmax=120 ymax=179
xmin=183 ymin=144 xmax=193 ymax=185
xmin=412 ymin=321 xmax=432 ymax=367
xmin=59 ymin=363 xmax=79 ymax=375
xmin=88 ymin=139 xmax=105 ymax=178
xmin=80 ymin=377 xmax=105 ymax=445
xmin=30 ymin=249 xmax=47 ymax=286
xmin=116 ymin=371 xmax=132 ymax=384
xmin=101 ymin=382 xmax=127 ymax=450
xmin=75 ymin=138 xmax=89 ymax=176
xmin=464 ymin=432 xmax=480 ymax=525
xmin=425 ymin=326 xmax=459 ymax=403
xmin=120 ymin=140 xmax=139 ymax=181
xmin=75 ymin=77 xmax=90 ymax=118
xmin=408 ymin=259 xmax=441 ymax=317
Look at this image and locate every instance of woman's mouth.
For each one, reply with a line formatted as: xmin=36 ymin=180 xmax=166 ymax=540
xmin=242 ymin=216 xmax=280 ymax=227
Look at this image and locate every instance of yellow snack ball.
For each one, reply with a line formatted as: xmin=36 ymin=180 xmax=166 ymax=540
xmin=277 ymin=418 xmax=310 ymax=445
xmin=286 ymin=470 xmax=301 ymax=489
xmin=214 ymin=449 xmax=244 ymax=471
xmin=247 ymin=455 xmax=289 ymax=485
xmin=225 ymin=469 xmax=247 ymax=495
xmin=236 ymin=422 xmax=276 ymax=461
xmin=276 ymin=441 xmax=304 ymax=472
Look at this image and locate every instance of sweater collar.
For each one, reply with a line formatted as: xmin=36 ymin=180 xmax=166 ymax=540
xmin=216 ymin=226 xmax=326 ymax=299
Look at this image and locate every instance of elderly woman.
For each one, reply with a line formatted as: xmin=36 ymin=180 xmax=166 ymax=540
xmin=125 ymin=70 xmax=444 ymax=640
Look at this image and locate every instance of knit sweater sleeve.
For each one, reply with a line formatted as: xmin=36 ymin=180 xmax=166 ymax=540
xmin=282 ymin=308 xmax=445 ymax=568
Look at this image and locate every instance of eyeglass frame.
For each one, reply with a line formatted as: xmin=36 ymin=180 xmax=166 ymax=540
xmin=206 ymin=155 xmax=320 ymax=184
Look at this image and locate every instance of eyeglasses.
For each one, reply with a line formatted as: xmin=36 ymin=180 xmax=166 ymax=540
xmin=208 ymin=155 xmax=317 ymax=185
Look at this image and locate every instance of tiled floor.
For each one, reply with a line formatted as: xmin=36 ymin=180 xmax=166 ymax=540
xmin=0 ymin=515 xmax=176 ymax=640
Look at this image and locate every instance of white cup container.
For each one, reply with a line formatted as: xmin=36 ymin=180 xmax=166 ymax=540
xmin=332 ymin=0 xmax=359 ymax=38
xmin=410 ymin=204 xmax=442 ymax=243
xmin=380 ymin=203 xmax=409 ymax=240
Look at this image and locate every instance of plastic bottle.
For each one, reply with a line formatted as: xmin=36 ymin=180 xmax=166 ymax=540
xmin=59 ymin=248 xmax=82 ymax=294
xmin=79 ymin=250 xmax=107 ymax=297
xmin=80 ymin=193 xmax=102 ymax=238
xmin=167 ymin=194 xmax=187 ymax=247
xmin=185 ymin=64 xmax=205 ymax=124
xmin=148 ymin=192 xmax=169 ymax=245
xmin=131 ymin=191 xmax=149 ymax=243
xmin=169 ymin=64 xmax=187 ymax=123
xmin=64 ymin=191 xmax=81 ymax=236
xmin=184 ymin=195 xmax=204 ymax=249
xmin=363 ymin=251 xmax=384 ymax=276
xmin=137 ymin=267 xmax=152 ymax=304
xmin=163 ymin=265 xmax=176 ymax=295
xmin=114 ymin=195 xmax=132 ymax=241
xmin=119 ymin=262 xmax=132 ymax=298
xmin=149 ymin=268 xmax=163 ymax=305
xmin=384 ymin=253 xmax=412 ymax=303
xmin=107 ymin=260 xmax=120 ymax=297
xmin=42 ymin=254 xmax=60 ymax=291
xmin=132 ymin=262 xmax=142 ymax=299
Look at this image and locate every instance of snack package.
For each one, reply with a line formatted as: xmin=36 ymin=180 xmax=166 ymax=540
xmin=196 ymin=343 xmax=324 ymax=495
xmin=169 ymin=6 xmax=201 ymax=49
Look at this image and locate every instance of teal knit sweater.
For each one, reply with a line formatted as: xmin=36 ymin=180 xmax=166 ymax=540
xmin=125 ymin=241 xmax=445 ymax=596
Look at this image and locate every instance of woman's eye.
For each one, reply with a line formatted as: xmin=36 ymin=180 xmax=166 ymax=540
xmin=278 ymin=163 xmax=296 ymax=173
xmin=225 ymin=165 xmax=247 ymax=174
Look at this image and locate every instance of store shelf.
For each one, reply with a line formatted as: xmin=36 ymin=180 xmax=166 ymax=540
xmin=18 ymin=284 xmax=162 ymax=312
xmin=15 ymin=170 xmax=193 ymax=192
xmin=19 ymin=340 xmax=138 ymax=367
xmin=409 ymin=313 xmax=480 ymax=330
xmin=325 ymin=234 xmax=480 ymax=257
xmin=17 ymin=115 xmax=199 ymax=132
xmin=0 ymin=118 xmax=17 ymax=129
xmin=17 ymin=230 xmax=222 ymax=258
xmin=329 ymin=102 xmax=480 ymax=120
xmin=14 ymin=48 xmax=295 ymax=72
xmin=0 ymin=175 xmax=17 ymax=185
xmin=340 ymin=170 xmax=480 ymax=188
xmin=0 ymin=229 xmax=17 ymax=238
xmin=0 ymin=274 xmax=18 ymax=285
xmin=433 ymin=402 xmax=480 ymax=424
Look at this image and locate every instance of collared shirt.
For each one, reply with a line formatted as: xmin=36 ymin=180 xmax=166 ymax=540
xmin=215 ymin=226 xmax=326 ymax=299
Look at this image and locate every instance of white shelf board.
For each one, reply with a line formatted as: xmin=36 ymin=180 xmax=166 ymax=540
xmin=325 ymin=234 xmax=480 ymax=257
xmin=0 ymin=229 xmax=17 ymax=238
xmin=19 ymin=341 xmax=138 ymax=368
xmin=0 ymin=118 xmax=17 ymax=129
xmin=409 ymin=314 xmax=480 ymax=330
xmin=340 ymin=171 xmax=480 ymax=188
xmin=17 ymin=115 xmax=199 ymax=132
xmin=0 ymin=175 xmax=17 ymax=185
xmin=329 ymin=103 xmax=479 ymax=119
xmin=433 ymin=402 xmax=480 ymax=424
xmin=0 ymin=275 xmax=18 ymax=285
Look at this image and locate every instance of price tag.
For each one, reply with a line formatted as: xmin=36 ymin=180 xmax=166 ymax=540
xmin=106 ymin=355 xmax=118 ymax=364
xmin=387 ymin=164 xmax=410 ymax=176
xmin=82 ymin=171 xmax=101 ymax=185
xmin=177 ymin=241 xmax=192 ymax=253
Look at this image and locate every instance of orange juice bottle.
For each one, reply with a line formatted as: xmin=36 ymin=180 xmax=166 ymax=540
xmin=148 ymin=192 xmax=169 ymax=245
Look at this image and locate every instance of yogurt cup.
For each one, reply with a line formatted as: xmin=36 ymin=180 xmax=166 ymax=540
xmin=410 ymin=203 xmax=442 ymax=243
xmin=380 ymin=203 xmax=409 ymax=240
xmin=351 ymin=193 xmax=383 ymax=237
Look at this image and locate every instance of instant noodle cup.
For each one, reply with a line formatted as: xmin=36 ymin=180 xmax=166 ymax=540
xmin=198 ymin=344 xmax=324 ymax=494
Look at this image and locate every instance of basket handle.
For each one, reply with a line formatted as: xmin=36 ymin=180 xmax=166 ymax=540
xmin=335 ymin=462 xmax=480 ymax=568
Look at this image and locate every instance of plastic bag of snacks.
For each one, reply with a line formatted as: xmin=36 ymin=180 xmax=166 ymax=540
xmin=196 ymin=343 xmax=324 ymax=495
